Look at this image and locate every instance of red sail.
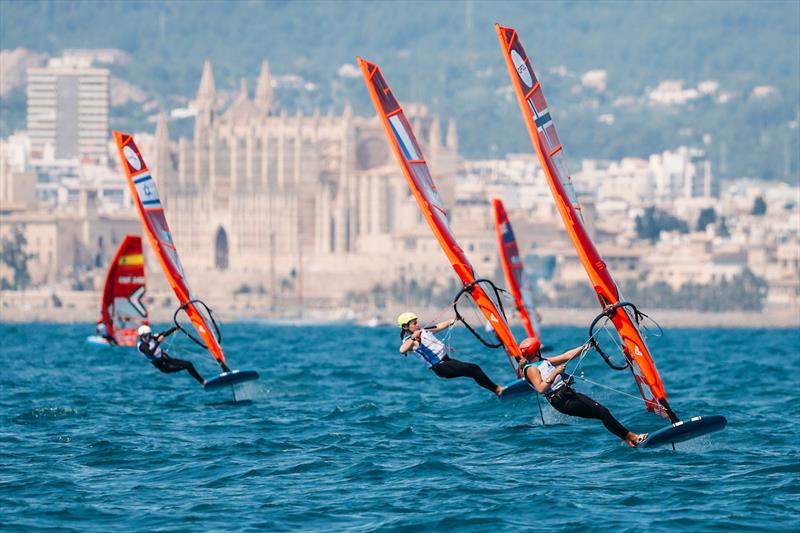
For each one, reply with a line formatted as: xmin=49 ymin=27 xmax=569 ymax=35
xmin=113 ymin=131 xmax=227 ymax=366
xmin=100 ymin=235 xmax=148 ymax=346
xmin=496 ymin=24 xmax=673 ymax=420
xmin=358 ymin=57 xmax=521 ymax=361
xmin=491 ymin=198 xmax=541 ymax=340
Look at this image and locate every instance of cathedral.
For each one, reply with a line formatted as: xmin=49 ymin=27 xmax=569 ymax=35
xmin=148 ymin=60 xmax=461 ymax=300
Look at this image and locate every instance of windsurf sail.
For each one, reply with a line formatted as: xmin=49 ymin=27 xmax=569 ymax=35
xmin=491 ymin=198 xmax=541 ymax=340
xmin=358 ymin=57 xmax=522 ymax=366
xmin=100 ymin=234 xmax=148 ymax=346
xmin=112 ymin=131 xmax=227 ymax=369
xmin=496 ymin=25 xmax=677 ymax=421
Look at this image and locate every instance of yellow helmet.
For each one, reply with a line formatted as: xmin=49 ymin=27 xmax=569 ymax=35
xmin=396 ymin=312 xmax=418 ymax=328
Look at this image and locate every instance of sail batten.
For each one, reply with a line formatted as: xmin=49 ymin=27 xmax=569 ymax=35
xmin=496 ymin=25 xmax=674 ymax=420
xmin=358 ymin=57 xmax=521 ymax=362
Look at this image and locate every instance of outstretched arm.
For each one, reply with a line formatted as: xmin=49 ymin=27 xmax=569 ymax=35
xmin=427 ymin=318 xmax=456 ymax=334
xmin=548 ymin=344 xmax=587 ymax=365
xmin=156 ymin=326 xmax=179 ymax=343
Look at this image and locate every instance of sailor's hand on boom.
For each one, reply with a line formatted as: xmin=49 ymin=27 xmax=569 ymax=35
xmin=427 ymin=319 xmax=456 ymax=334
xmin=157 ymin=325 xmax=179 ymax=342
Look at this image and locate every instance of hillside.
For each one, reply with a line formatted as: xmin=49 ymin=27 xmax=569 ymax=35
xmin=1 ymin=0 xmax=798 ymax=180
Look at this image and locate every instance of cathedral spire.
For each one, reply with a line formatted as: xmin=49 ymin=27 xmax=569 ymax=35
xmin=429 ymin=116 xmax=442 ymax=149
xmin=255 ymin=60 xmax=275 ymax=114
xmin=196 ymin=60 xmax=216 ymax=108
xmin=238 ymin=77 xmax=249 ymax=101
xmin=446 ymin=118 xmax=458 ymax=150
xmin=155 ymin=109 xmax=169 ymax=141
xmin=195 ymin=60 xmax=216 ymax=139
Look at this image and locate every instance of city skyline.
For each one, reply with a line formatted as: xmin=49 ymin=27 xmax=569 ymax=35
xmin=1 ymin=17 xmax=798 ymax=325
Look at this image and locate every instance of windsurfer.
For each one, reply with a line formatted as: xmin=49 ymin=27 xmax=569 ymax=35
xmin=398 ymin=312 xmax=506 ymax=396
xmin=137 ymin=325 xmax=206 ymax=386
xmin=519 ymin=337 xmax=647 ymax=447
xmin=95 ymin=320 xmax=118 ymax=345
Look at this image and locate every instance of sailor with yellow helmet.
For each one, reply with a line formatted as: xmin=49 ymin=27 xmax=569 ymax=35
xmin=397 ymin=312 xmax=505 ymax=396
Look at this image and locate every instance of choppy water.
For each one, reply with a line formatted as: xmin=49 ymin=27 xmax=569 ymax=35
xmin=1 ymin=322 xmax=798 ymax=531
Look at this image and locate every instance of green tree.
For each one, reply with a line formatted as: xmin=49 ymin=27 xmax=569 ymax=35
xmin=696 ymin=207 xmax=717 ymax=231
xmin=635 ymin=207 xmax=689 ymax=243
xmin=0 ymin=226 xmax=36 ymax=289
xmin=717 ymin=216 xmax=731 ymax=238
xmin=751 ymin=196 xmax=767 ymax=216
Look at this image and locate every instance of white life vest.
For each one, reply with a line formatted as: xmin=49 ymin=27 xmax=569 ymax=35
xmin=525 ymin=359 xmax=566 ymax=395
xmin=403 ymin=329 xmax=448 ymax=368
xmin=137 ymin=337 xmax=163 ymax=362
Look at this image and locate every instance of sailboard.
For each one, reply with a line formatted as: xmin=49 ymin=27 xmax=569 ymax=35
xmin=112 ymin=131 xmax=258 ymax=390
xmin=496 ymin=24 xmax=726 ymax=444
xmin=358 ymin=57 xmax=523 ymax=378
xmin=88 ymin=235 xmax=149 ymax=346
xmin=491 ymin=198 xmax=542 ymax=340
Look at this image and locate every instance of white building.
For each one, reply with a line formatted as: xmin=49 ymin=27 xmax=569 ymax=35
xmin=26 ymin=56 xmax=109 ymax=162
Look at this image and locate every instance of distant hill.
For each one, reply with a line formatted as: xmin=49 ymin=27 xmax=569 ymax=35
xmin=1 ymin=0 xmax=798 ymax=181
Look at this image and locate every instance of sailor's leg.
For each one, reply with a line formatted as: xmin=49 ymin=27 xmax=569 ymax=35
xmin=432 ymin=358 xmax=498 ymax=393
xmin=154 ymin=357 xmax=205 ymax=384
xmin=550 ymin=389 xmax=630 ymax=440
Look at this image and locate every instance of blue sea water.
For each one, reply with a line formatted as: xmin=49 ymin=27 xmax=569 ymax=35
xmin=1 ymin=322 xmax=798 ymax=531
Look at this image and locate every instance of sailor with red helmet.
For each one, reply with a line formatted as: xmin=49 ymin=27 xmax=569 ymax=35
xmin=518 ymin=337 xmax=648 ymax=447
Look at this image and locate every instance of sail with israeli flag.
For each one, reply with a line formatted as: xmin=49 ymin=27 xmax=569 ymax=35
xmin=113 ymin=131 xmax=227 ymax=368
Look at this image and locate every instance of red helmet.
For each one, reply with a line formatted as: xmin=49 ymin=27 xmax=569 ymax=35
xmin=519 ymin=337 xmax=542 ymax=357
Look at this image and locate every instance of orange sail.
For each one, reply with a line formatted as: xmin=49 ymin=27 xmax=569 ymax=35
xmin=358 ymin=57 xmax=521 ymax=363
xmin=491 ymin=198 xmax=541 ymax=340
xmin=496 ymin=25 xmax=676 ymax=421
xmin=113 ymin=131 xmax=227 ymax=367
xmin=100 ymin=235 xmax=148 ymax=346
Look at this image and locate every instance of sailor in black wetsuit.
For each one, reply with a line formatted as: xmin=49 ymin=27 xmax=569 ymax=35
xmin=519 ymin=337 xmax=647 ymax=447
xmin=95 ymin=321 xmax=118 ymax=345
xmin=136 ymin=325 xmax=206 ymax=386
xmin=397 ymin=311 xmax=506 ymax=396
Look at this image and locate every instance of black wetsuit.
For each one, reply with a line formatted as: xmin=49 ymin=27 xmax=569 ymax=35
xmin=138 ymin=327 xmax=205 ymax=385
xmin=432 ymin=356 xmax=498 ymax=393
xmin=524 ymin=364 xmax=629 ymax=440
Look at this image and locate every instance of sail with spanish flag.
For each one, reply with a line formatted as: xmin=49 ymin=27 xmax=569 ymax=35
xmin=358 ymin=57 xmax=522 ymax=370
xmin=99 ymin=235 xmax=148 ymax=346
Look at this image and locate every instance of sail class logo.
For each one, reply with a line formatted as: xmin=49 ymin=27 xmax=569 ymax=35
xmin=511 ymin=50 xmax=533 ymax=88
xmin=123 ymin=145 xmax=142 ymax=171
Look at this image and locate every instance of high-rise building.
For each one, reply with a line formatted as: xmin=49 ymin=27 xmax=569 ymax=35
xmin=26 ymin=57 xmax=109 ymax=162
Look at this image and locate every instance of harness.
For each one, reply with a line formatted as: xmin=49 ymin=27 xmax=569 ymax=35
xmin=403 ymin=330 xmax=448 ymax=368
xmin=522 ymin=361 xmax=568 ymax=400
